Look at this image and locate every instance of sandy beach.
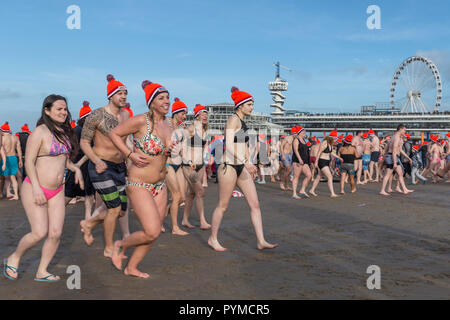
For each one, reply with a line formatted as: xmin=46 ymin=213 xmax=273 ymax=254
xmin=0 ymin=180 xmax=448 ymax=300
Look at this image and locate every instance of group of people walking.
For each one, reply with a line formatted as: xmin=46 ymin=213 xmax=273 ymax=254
xmin=278 ymin=125 xmax=450 ymax=198
xmin=2 ymin=75 xmax=277 ymax=282
xmin=2 ymin=74 xmax=449 ymax=283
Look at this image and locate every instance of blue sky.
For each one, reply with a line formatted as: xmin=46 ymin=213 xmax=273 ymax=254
xmin=1 ymin=0 xmax=450 ymax=132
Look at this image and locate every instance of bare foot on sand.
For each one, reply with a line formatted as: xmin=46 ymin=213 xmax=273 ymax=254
xmin=330 ymin=194 xmax=339 ymax=198
xmin=257 ymin=241 xmax=278 ymax=250
xmin=80 ymin=220 xmax=94 ymax=246
xmin=124 ymin=267 xmax=150 ymax=279
xmin=309 ymin=191 xmax=318 ymax=197
xmin=104 ymin=248 xmax=113 ymax=259
xmin=395 ymin=187 xmax=405 ymax=194
xmin=379 ymin=191 xmax=390 ymax=196
xmin=111 ymin=240 xmax=126 ymax=270
xmin=208 ymin=237 xmax=227 ymax=252
xmin=182 ymin=221 xmax=196 ymax=229
xmin=172 ymin=228 xmax=189 ymax=236
xmin=200 ymin=223 xmax=212 ymax=230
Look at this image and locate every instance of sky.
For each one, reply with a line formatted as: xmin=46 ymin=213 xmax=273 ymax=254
xmin=1 ymin=0 xmax=450 ymax=132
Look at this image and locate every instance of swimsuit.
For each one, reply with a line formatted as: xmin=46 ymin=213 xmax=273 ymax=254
xmin=370 ymin=151 xmax=380 ymax=163
xmin=166 ymin=163 xmax=181 ymax=172
xmin=362 ymin=154 xmax=371 ymax=170
xmin=0 ymin=156 xmax=19 ymax=176
xmin=25 ymin=132 xmax=72 ymax=200
xmin=126 ymin=179 xmax=166 ymax=197
xmin=127 ymin=112 xmax=168 ymax=197
xmin=340 ymin=153 xmax=356 ymax=175
xmin=282 ymin=153 xmax=293 ymax=166
xmin=292 ymin=138 xmax=310 ymax=165
xmin=318 ymin=144 xmax=332 ymax=169
xmin=222 ymin=114 xmax=249 ymax=178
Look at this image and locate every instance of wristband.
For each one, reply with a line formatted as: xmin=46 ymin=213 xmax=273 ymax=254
xmin=127 ymin=151 xmax=132 ymax=159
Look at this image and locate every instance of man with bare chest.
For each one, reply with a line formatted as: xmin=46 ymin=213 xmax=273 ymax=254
xmin=368 ymin=129 xmax=380 ymax=182
xmin=79 ymin=74 xmax=130 ymax=258
xmin=279 ymin=128 xmax=295 ymax=190
xmin=361 ymin=132 xmax=372 ymax=184
xmin=380 ymin=124 xmax=413 ymax=196
xmin=0 ymin=122 xmax=22 ymax=200
xmin=352 ymin=131 xmax=364 ymax=184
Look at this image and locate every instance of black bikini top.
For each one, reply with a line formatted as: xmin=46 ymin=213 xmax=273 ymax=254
xmin=324 ymin=144 xmax=332 ymax=154
xmin=189 ymin=131 xmax=207 ymax=147
xmin=234 ymin=114 xmax=249 ymax=143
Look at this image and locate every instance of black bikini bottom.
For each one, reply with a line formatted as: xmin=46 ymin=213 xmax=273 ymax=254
xmin=222 ymin=163 xmax=245 ymax=177
xmin=167 ymin=163 xmax=181 ymax=172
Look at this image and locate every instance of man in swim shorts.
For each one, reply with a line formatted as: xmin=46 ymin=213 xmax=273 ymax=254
xmin=0 ymin=122 xmax=22 ymax=200
xmin=79 ymin=74 xmax=131 ymax=258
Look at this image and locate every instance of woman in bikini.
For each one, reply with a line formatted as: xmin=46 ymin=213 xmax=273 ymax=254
xmin=309 ymin=131 xmax=343 ymax=198
xmin=291 ymin=126 xmax=312 ymax=199
xmin=208 ymin=86 xmax=278 ymax=252
xmin=109 ymin=80 xmax=176 ymax=278
xmin=163 ymin=98 xmax=189 ymax=235
xmin=4 ymin=94 xmax=82 ymax=282
xmin=180 ymin=104 xmax=211 ymax=230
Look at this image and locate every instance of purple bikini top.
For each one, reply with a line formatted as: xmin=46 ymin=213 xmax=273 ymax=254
xmin=38 ymin=133 xmax=71 ymax=158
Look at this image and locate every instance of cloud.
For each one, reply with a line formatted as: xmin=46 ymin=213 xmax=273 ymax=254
xmin=0 ymin=89 xmax=22 ymax=100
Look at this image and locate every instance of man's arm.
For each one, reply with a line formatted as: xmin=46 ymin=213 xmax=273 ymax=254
xmin=15 ymin=136 xmax=23 ymax=167
xmin=80 ymin=110 xmax=102 ymax=164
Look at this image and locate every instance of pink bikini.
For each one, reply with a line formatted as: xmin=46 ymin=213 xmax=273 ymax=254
xmin=24 ymin=133 xmax=72 ymax=200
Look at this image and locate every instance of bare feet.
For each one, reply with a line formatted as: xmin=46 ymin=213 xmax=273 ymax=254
xmin=405 ymin=189 xmax=414 ymax=194
xmin=124 ymin=267 xmax=150 ymax=279
xmin=9 ymin=196 xmax=19 ymax=201
xmin=104 ymin=248 xmax=113 ymax=259
xmin=161 ymin=225 xmax=166 ymax=233
xmin=200 ymin=223 xmax=212 ymax=230
xmin=208 ymin=237 xmax=227 ymax=252
xmin=111 ymin=240 xmax=126 ymax=270
xmin=299 ymin=192 xmax=310 ymax=198
xmin=80 ymin=220 xmax=94 ymax=246
xmin=291 ymin=195 xmax=302 ymax=199
xmin=395 ymin=187 xmax=405 ymax=194
xmin=330 ymin=194 xmax=339 ymax=198
xmin=280 ymin=183 xmax=286 ymax=191
xmin=182 ymin=221 xmax=196 ymax=229
xmin=340 ymin=191 xmax=345 ymax=195
xmin=310 ymin=191 xmax=318 ymax=197
xmin=172 ymin=228 xmax=189 ymax=236
xmin=351 ymin=188 xmax=357 ymax=193
xmin=257 ymin=241 xmax=278 ymax=250
xmin=379 ymin=191 xmax=390 ymax=196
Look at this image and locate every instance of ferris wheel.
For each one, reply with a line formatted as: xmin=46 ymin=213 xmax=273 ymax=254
xmin=390 ymin=56 xmax=442 ymax=113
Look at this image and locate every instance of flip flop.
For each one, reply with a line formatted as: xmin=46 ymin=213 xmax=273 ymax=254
xmin=34 ymin=274 xmax=60 ymax=282
xmin=3 ymin=258 xmax=18 ymax=280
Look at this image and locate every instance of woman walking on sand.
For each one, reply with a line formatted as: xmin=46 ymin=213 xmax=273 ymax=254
xmin=4 ymin=95 xmax=83 ymax=282
xmin=208 ymin=87 xmax=278 ymax=252
xmin=180 ymin=104 xmax=211 ymax=230
xmin=109 ymin=80 xmax=177 ymax=278
xmin=309 ymin=131 xmax=343 ymax=198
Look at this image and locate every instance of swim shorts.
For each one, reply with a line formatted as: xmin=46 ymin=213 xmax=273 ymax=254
xmin=88 ymin=159 xmax=127 ymax=211
xmin=310 ymin=156 xmax=316 ymax=164
xmin=0 ymin=156 xmax=18 ymax=176
xmin=362 ymin=154 xmax=371 ymax=170
xmin=384 ymin=154 xmax=402 ymax=170
xmin=318 ymin=159 xmax=330 ymax=170
xmin=282 ymin=153 xmax=293 ymax=166
xmin=340 ymin=163 xmax=355 ymax=175
xmin=370 ymin=151 xmax=380 ymax=163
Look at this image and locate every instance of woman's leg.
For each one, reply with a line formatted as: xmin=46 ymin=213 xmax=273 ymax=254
xmin=321 ymin=166 xmax=338 ymax=197
xmin=36 ymin=189 xmax=66 ymax=280
xmin=299 ymin=164 xmax=312 ymax=196
xmin=182 ymin=167 xmax=210 ymax=229
xmin=236 ymin=169 xmax=278 ymax=250
xmin=166 ymin=166 xmax=188 ymax=235
xmin=208 ymin=164 xmax=237 ymax=251
xmin=309 ymin=167 xmax=321 ymax=196
xmin=177 ymin=167 xmax=187 ymax=205
xmin=84 ymin=194 xmax=95 ymax=220
xmin=340 ymin=172 xmax=347 ymax=194
xmin=6 ymin=182 xmax=49 ymax=279
xmin=182 ymin=184 xmax=196 ymax=228
xmin=119 ymin=203 xmax=130 ymax=239
xmin=112 ymin=186 xmax=165 ymax=278
xmin=291 ymin=163 xmax=301 ymax=198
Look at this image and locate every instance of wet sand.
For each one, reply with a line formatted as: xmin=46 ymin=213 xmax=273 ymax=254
xmin=0 ymin=180 xmax=449 ymax=299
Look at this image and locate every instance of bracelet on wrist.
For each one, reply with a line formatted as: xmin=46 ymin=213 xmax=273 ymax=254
xmin=127 ymin=151 xmax=132 ymax=159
